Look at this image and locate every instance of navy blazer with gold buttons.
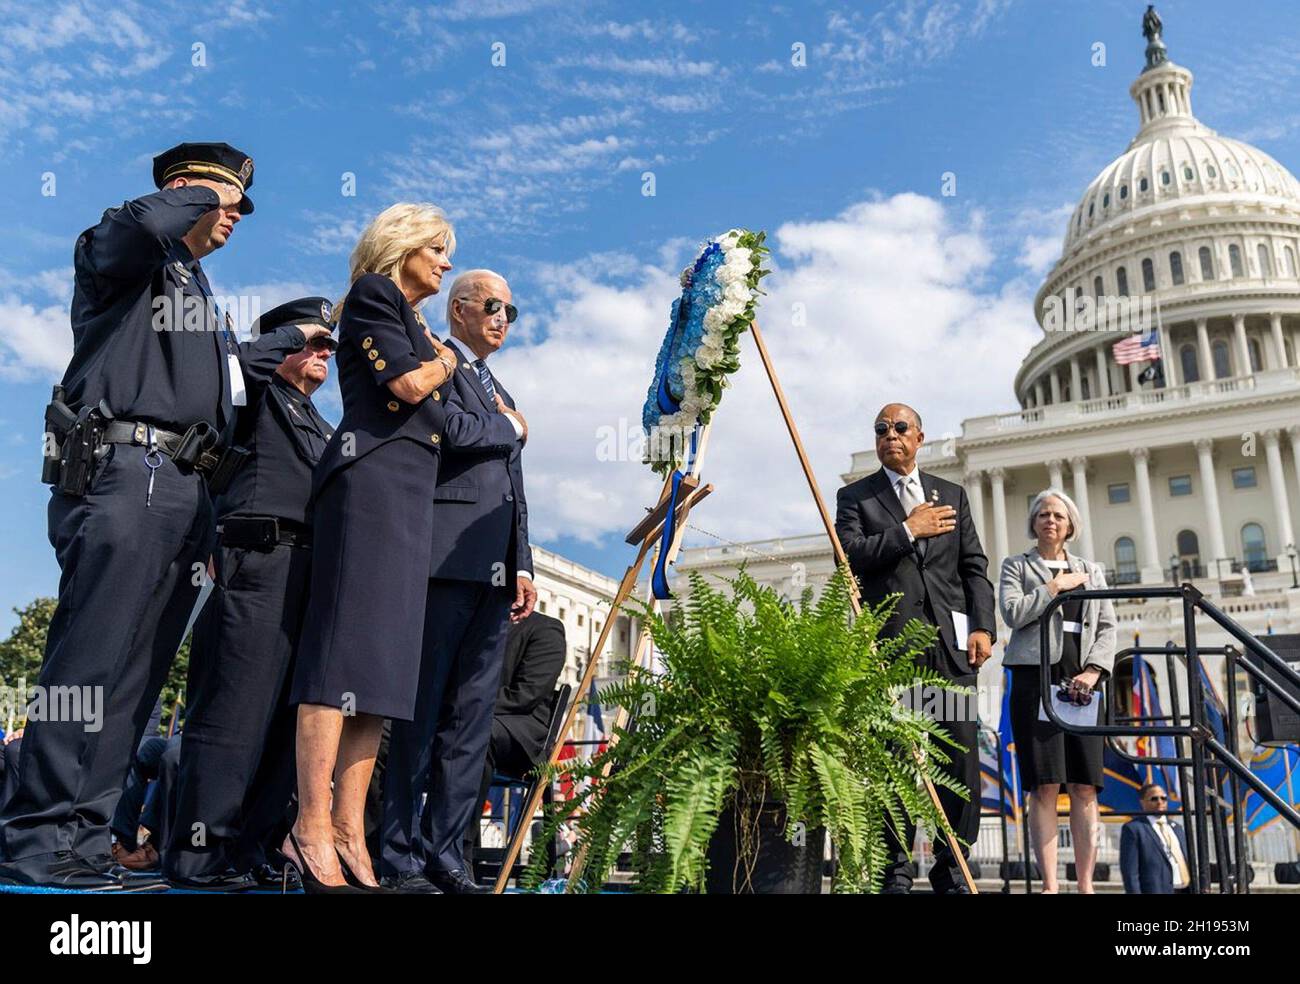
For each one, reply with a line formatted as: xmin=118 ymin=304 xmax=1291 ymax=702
xmin=312 ymin=273 xmax=449 ymax=495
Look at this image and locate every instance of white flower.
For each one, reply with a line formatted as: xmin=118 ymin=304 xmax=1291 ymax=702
xmin=719 ymin=297 xmax=746 ymax=321
xmin=680 ymin=359 xmax=697 ymax=388
xmin=723 ymin=279 xmax=750 ymax=304
xmin=724 ymin=246 xmax=752 ymax=268
xmin=715 ymin=263 xmax=744 ymax=287
xmin=717 ymin=231 xmax=740 ymax=250
xmin=703 ymin=306 xmax=727 ymax=332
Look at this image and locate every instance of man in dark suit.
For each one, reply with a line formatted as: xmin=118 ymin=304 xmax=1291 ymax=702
xmin=835 ymin=403 xmax=996 ymax=894
xmin=380 ymin=269 xmax=537 ymax=894
xmin=463 ymin=611 xmax=567 ymax=862
xmin=1121 ymin=783 xmax=1190 ymax=893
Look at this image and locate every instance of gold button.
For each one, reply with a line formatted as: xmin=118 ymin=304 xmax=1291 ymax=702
xmin=368 ymin=349 xmax=378 ymax=361
xmin=362 ymin=337 xmax=372 ymax=350
xmin=433 ymin=392 xmax=440 ymax=401
xmin=375 ymin=359 xmax=386 ymax=371
xmin=387 ymin=401 xmax=399 ymax=412
xmin=431 ymin=434 xmax=440 ymax=444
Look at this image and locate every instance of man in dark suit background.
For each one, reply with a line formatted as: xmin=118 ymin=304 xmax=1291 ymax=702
xmin=380 ymin=269 xmax=537 ymax=895
xmin=463 ymin=611 xmax=567 ymax=862
xmin=835 ymin=402 xmax=996 ymax=894
xmin=1121 ymin=783 xmax=1190 ymax=893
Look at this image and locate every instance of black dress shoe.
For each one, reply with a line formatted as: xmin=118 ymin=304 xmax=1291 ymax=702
xmin=379 ymin=870 xmax=443 ymax=894
xmin=84 ymin=853 xmax=170 ymax=892
xmin=427 ymin=867 xmax=490 ymax=895
xmin=167 ymin=870 xmax=257 ymax=893
xmin=0 ymin=852 xmax=124 ymax=892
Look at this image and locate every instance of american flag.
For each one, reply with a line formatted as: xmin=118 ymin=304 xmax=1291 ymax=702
xmin=1112 ymin=329 xmax=1160 ymax=365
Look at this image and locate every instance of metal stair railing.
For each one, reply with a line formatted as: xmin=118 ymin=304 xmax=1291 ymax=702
xmin=1037 ymin=583 xmax=1300 ymax=894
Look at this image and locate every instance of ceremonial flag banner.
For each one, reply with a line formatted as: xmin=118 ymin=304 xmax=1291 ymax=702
xmin=1113 ymin=330 xmax=1161 ymax=365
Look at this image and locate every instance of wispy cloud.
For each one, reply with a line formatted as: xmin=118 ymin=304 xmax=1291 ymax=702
xmin=0 ymin=267 xmax=75 ymax=381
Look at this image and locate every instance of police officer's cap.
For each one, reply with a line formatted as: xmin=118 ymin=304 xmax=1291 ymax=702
xmin=152 ymin=141 xmax=256 ymax=215
xmin=253 ymin=297 xmax=338 ymax=350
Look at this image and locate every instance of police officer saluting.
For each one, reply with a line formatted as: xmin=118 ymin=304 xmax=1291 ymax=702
xmin=165 ymin=298 xmax=337 ymax=892
xmin=0 ymin=143 xmax=329 ymax=892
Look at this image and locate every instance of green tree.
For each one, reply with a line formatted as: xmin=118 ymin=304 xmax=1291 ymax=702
xmin=0 ymin=598 xmax=189 ymax=736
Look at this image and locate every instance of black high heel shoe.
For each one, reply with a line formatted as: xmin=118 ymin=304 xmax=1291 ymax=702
xmin=282 ymin=830 xmax=368 ymax=895
xmin=336 ymin=851 xmax=386 ymax=893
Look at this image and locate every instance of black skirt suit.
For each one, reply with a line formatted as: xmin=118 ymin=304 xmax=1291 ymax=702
xmin=291 ymin=273 xmax=450 ymax=721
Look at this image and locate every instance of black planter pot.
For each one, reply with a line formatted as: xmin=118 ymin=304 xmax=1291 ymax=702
xmin=704 ymin=800 xmax=825 ymax=894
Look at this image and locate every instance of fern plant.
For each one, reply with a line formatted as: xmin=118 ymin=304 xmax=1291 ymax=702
xmin=521 ymin=566 xmax=971 ymax=893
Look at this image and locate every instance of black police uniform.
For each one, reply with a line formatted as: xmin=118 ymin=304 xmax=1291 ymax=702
xmin=290 ymin=273 xmax=449 ymax=721
xmin=0 ymin=144 xmax=308 ymax=890
xmin=164 ymin=299 xmax=336 ymax=888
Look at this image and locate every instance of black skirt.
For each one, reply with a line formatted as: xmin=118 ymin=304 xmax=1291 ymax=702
xmin=291 ymin=439 xmax=437 ymax=721
xmin=1008 ymin=664 xmax=1105 ymax=790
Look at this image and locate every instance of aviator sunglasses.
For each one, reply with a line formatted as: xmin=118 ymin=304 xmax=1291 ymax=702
xmin=477 ymin=297 xmax=519 ymax=323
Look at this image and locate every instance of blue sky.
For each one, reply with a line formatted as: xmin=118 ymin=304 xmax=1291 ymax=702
xmin=3 ymin=0 xmax=1300 ymax=631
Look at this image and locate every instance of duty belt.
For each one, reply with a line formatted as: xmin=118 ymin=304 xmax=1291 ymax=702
xmin=102 ymin=420 xmax=224 ymax=475
xmin=218 ymin=516 xmax=312 ymax=549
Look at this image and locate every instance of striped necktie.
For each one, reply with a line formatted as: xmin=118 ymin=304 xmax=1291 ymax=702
xmin=474 ymin=359 xmax=497 ymax=402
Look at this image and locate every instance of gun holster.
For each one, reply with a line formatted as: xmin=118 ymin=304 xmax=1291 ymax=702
xmin=42 ymin=385 xmax=76 ymax=486
xmin=171 ymin=422 xmax=216 ymax=470
xmin=53 ymin=404 xmax=108 ymax=497
xmin=206 ymin=444 xmax=251 ymax=496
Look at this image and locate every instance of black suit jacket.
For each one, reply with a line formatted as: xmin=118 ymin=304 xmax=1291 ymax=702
xmin=835 ymin=467 xmax=996 ymax=676
xmin=496 ymin=612 xmax=567 ymax=764
xmin=429 ymin=350 xmax=533 ymax=583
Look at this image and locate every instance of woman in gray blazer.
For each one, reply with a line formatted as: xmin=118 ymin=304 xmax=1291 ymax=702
xmin=1000 ymin=488 xmax=1117 ymax=893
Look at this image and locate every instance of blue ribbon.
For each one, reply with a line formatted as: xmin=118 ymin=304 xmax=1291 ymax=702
xmin=650 ymin=425 xmax=702 ymax=600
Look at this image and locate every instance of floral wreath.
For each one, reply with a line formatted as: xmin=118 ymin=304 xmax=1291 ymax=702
xmin=642 ymin=228 xmax=769 ymax=475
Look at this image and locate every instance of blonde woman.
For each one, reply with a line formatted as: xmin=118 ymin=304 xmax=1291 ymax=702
xmin=1000 ymin=488 xmax=1117 ymax=894
xmin=287 ymin=204 xmax=459 ymax=892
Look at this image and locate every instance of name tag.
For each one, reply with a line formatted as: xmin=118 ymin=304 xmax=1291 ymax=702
xmin=227 ymin=353 xmax=247 ymax=406
xmin=1062 ymin=620 xmax=1084 ymax=634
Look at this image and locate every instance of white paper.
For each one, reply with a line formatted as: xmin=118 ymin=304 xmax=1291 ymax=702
xmin=227 ymin=352 xmax=247 ymax=406
xmin=951 ymin=610 xmax=969 ymax=649
xmin=1038 ymin=691 xmax=1101 ymax=727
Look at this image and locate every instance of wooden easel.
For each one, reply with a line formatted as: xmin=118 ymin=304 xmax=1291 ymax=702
xmin=490 ymin=436 xmax=714 ymax=894
xmin=492 ymin=320 xmax=976 ymax=894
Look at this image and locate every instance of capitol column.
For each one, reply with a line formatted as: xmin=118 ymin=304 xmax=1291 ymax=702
xmin=1094 ymin=345 xmax=1110 ymax=398
xmin=1047 ymin=458 xmax=1064 ymax=490
xmin=1049 ymin=368 xmax=1062 ymax=404
xmin=1196 ymin=318 xmax=1213 ymax=381
xmin=1159 ymin=321 xmax=1179 ymax=385
xmin=1070 ymin=456 xmax=1096 ymax=560
xmin=1289 ymin=427 xmax=1300 ymax=549
xmin=1270 ymin=313 xmax=1289 ymax=369
xmin=1033 ymin=380 xmax=1045 ymax=407
xmin=989 ymin=467 xmax=1010 ymax=574
xmin=1130 ymin=446 xmax=1164 ymax=582
xmin=1263 ymin=430 xmax=1296 ymax=564
xmin=1069 ymin=355 xmax=1082 ymax=402
xmin=1194 ymin=438 xmax=1228 ymax=574
xmin=965 ymin=470 xmax=987 ymax=546
xmin=1233 ymin=314 xmax=1251 ymax=375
